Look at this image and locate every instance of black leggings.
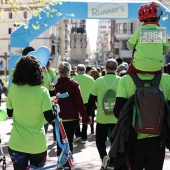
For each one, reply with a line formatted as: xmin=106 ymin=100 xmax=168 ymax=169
xmin=129 ymin=137 xmax=165 ymax=170
xmin=8 ymin=147 xmax=47 ymax=170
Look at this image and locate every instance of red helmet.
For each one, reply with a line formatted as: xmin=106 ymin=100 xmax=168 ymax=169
xmin=138 ymin=2 xmax=163 ymax=22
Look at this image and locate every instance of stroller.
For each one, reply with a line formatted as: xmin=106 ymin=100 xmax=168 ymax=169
xmin=26 ymin=92 xmax=74 ymax=170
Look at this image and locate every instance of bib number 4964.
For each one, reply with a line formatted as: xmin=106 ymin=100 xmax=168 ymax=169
xmin=140 ymin=27 xmax=166 ymax=43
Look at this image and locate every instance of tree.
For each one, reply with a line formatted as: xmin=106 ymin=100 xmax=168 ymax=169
xmin=0 ymin=0 xmax=73 ymax=30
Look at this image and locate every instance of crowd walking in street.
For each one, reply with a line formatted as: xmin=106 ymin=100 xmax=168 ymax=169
xmin=0 ymin=2 xmax=170 ymax=170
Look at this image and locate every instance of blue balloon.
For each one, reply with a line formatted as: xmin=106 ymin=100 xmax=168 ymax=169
xmin=28 ymin=46 xmax=50 ymax=67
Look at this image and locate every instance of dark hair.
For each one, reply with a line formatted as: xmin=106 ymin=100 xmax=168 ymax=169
xmin=13 ymin=56 xmax=44 ymax=86
xmin=96 ymin=67 xmax=101 ymax=73
xmin=86 ymin=66 xmax=92 ymax=73
xmin=116 ymin=57 xmax=124 ymax=66
xmin=90 ymin=70 xmax=100 ymax=80
xmin=22 ymin=46 xmax=35 ymax=56
xmin=101 ymin=69 xmax=106 ymax=76
xmin=163 ymin=64 xmax=167 ymax=73
xmin=166 ymin=63 xmax=170 ymax=74
xmin=143 ymin=17 xmax=159 ymax=23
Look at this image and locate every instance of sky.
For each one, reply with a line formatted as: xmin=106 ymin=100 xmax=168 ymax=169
xmin=86 ymin=19 xmax=99 ymax=51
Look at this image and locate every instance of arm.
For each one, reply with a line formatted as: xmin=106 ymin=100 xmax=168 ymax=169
xmin=126 ymin=27 xmax=139 ymax=50
xmin=168 ymin=101 xmax=170 ymax=106
xmin=74 ymin=84 xmax=90 ymax=124
xmin=51 ymin=77 xmax=58 ymax=85
xmin=86 ymin=94 xmax=97 ymax=116
xmin=126 ymin=41 xmax=136 ymax=50
xmin=7 ymin=108 xmax=13 ymax=117
xmin=163 ymin=46 xmax=169 ymax=55
xmin=114 ymin=97 xmax=128 ymax=119
xmin=44 ymin=109 xmax=57 ymax=123
xmin=163 ymin=37 xmax=170 ymax=55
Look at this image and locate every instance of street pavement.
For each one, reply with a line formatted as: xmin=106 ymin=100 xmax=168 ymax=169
xmin=0 ymin=101 xmax=170 ymax=170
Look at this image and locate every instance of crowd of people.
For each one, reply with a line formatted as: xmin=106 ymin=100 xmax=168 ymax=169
xmin=4 ymin=1 xmax=170 ymax=170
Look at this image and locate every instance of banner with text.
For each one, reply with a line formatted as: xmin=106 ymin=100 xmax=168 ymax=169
xmin=88 ymin=3 xmax=128 ymax=18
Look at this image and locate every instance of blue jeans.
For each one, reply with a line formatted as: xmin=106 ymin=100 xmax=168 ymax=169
xmin=8 ymin=147 xmax=47 ymax=170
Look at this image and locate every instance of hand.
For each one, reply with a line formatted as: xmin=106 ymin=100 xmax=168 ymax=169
xmin=85 ymin=116 xmax=92 ymax=125
xmin=79 ymin=118 xmax=82 ymax=123
xmin=49 ymin=120 xmax=55 ymax=124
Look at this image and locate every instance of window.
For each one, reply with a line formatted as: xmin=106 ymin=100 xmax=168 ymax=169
xmin=128 ymin=23 xmax=133 ymax=34
xmin=9 ymin=12 xmax=12 ymax=19
xmin=8 ymin=28 xmax=12 ymax=34
xmin=100 ymin=31 xmax=106 ymax=34
xmin=100 ymin=26 xmax=106 ymax=29
xmin=122 ymin=40 xmax=128 ymax=50
xmin=23 ymin=11 xmax=27 ymax=19
xmin=116 ymin=23 xmax=118 ymax=34
xmin=1 ymin=0 xmax=8 ymax=4
xmin=51 ymin=45 xmax=55 ymax=55
xmin=123 ymin=23 xmax=127 ymax=34
xmin=115 ymin=48 xmax=119 ymax=55
xmin=119 ymin=23 xmax=123 ymax=34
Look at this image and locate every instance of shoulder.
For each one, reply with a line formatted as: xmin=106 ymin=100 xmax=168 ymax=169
xmin=85 ymin=74 xmax=92 ymax=78
xmin=85 ymin=74 xmax=95 ymax=81
xmin=40 ymin=85 xmax=49 ymax=93
xmin=70 ymin=79 xmax=79 ymax=87
xmin=161 ymin=73 xmax=170 ymax=83
xmin=133 ymin=26 xmax=141 ymax=34
xmin=119 ymin=74 xmax=133 ymax=84
xmin=95 ymin=76 xmax=104 ymax=82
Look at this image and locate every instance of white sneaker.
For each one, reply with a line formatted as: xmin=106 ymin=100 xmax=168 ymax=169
xmin=101 ymin=155 xmax=110 ymax=170
xmin=81 ymin=140 xmax=87 ymax=144
xmin=74 ymin=136 xmax=81 ymax=142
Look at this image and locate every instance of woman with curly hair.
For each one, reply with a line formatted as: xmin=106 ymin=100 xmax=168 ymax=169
xmin=6 ymin=56 xmax=57 ymax=170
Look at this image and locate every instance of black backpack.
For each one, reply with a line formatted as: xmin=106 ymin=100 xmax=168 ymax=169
xmin=130 ymin=73 xmax=164 ymax=135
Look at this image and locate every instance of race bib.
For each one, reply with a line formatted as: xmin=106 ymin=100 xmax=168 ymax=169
xmin=140 ymin=27 xmax=166 ymax=43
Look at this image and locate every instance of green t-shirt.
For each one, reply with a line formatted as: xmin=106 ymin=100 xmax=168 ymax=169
xmin=6 ymin=83 xmax=52 ymax=154
xmin=43 ymin=69 xmax=57 ymax=91
xmin=73 ymin=74 xmax=95 ymax=104
xmin=90 ymin=74 xmax=121 ymax=124
xmin=116 ymin=73 xmax=170 ymax=139
xmin=127 ymin=24 xmax=169 ymax=72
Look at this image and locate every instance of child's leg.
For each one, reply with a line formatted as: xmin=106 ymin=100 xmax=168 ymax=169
xmin=127 ymin=63 xmax=162 ymax=74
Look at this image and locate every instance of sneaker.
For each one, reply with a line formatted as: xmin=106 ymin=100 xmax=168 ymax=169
xmin=57 ymin=165 xmax=64 ymax=169
xmin=81 ymin=139 xmax=87 ymax=144
xmin=74 ymin=136 xmax=81 ymax=142
xmin=107 ymin=163 xmax=114 ymax=170
xmin=101 ymin=155 xmax=110 ymax=170
xmin=64 ymin=167 xmax=71 ymax=170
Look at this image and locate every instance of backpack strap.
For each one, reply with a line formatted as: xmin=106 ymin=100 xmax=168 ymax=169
xmin=103 ymin=77 xmax=117 ymax=89
xmin=130 ymin=73 xmax=162 ymax=88
xmin=130 ymin=74 xmax=143 ymax=88
xmin=150 ymin=73 xmax=162 ymax=87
